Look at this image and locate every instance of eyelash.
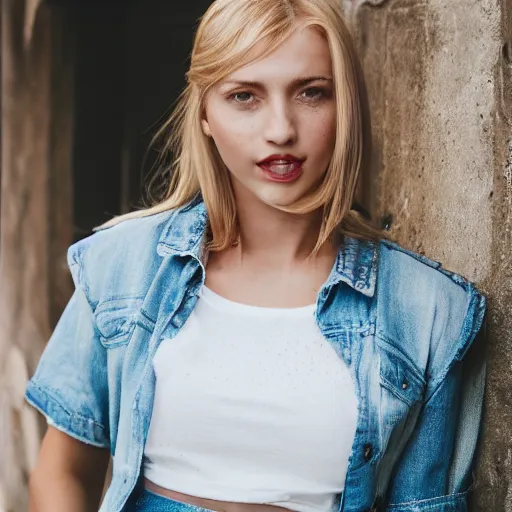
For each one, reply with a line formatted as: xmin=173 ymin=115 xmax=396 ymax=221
xmin=228 ymin=87 xmax=328 ymax=106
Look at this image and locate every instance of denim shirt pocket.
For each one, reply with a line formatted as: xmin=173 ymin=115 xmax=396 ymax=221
xmin=379 ymin=345 xmax=425 ymax=406
xmin=94 ymin=297 xmax=144 ymax=348
xmin=378 ymin=343 xmax=426 ymax=447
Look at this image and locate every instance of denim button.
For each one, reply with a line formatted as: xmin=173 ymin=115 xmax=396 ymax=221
xmin=402 ymin=380 xmax=409 ymax=390
xmin=172 ymin=315 xmax=184 ymax=328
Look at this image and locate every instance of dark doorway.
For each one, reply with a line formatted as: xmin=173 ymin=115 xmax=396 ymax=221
xmin=71 ymin=0 xmax=212 ymax=240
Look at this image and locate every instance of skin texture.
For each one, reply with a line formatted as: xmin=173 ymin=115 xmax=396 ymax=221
xmin=202 ymin=23 xmax=336 ymax=210
xmin=29 ymin=427 xmax=109 ymax=512
xmin=200 ymin=21 xmax=339 ymax=312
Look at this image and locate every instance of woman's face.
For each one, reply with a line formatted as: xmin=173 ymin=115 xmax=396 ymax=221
xmin=202 ymin=22 xmax=337 ymax=209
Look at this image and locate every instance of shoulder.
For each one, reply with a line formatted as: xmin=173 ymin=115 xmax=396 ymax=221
xmin=378 ymin=238 xmax=481 ymax=295
xmin=66 ymin=208 xmax=182 ymax=305
xmin=376 ymin=239 xmax=486 ymax=384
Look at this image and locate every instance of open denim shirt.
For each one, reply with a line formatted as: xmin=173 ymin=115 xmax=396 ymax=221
xmin=26 ymin=197 xmax=487 ymax=512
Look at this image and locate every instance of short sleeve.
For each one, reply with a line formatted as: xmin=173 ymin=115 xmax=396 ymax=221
xmin=25 ymin=244 xmax=110 ymax=448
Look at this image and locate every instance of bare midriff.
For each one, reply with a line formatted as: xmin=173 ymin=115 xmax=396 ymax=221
xmin=144 ymin=479 xmax=292 ymax=512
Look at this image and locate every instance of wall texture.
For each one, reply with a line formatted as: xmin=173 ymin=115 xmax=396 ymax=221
xmin=344 ymin=0 xmax=512 ymax=509
xmin=0 ymin=2 xmax=74 ymax=510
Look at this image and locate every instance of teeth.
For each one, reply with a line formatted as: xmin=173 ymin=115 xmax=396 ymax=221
xmin=267 ymin=162 xmax=297 ymax=174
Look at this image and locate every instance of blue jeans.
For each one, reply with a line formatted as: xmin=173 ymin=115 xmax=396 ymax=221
xmin=130 ymin=489 xmax=216 ymax=512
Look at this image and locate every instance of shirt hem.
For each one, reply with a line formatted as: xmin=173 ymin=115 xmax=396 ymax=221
xmin=387 ymin=490 xmax=468 ymax=511
xmin=143 ymin=467 xmax=336 ymax=512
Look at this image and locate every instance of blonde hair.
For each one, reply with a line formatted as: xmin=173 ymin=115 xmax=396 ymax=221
xmin=100 ymin=0 xmax=387 ymax=252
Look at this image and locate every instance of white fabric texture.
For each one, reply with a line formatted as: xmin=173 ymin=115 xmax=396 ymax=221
xmin=143 ymin=285 xmax=358 ymax=512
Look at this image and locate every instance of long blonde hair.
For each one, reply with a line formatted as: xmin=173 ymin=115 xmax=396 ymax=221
xmin=100 ymin=0 xmax=387 ymax=252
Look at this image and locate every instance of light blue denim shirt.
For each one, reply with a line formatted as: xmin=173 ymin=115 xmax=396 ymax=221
xmin=26 ymin=197 xmax=487 ymax=512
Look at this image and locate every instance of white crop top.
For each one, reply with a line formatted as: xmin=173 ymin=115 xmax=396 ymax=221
xmin=143 ymin=285 xmax=358 ymax=512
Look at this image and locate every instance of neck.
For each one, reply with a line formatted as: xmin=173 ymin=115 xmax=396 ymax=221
xmin=234 ymin=191 xmax=333 ymax=264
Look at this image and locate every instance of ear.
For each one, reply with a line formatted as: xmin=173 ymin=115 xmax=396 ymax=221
xmin=201 ymin=118 xmax=212 ymax=138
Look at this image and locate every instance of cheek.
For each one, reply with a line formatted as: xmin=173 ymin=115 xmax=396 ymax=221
xmin=213 ymin=123 xmax=253 ymax=148
xmin=302 ymin=109 xmax=337 ymax=156
xmin=208 ymin=101 xmax=256 ymax=137
xmin=208 ymin=109 xmax=257 ymax=162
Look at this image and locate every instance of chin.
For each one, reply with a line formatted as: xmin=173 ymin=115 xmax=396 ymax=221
xmin=257 ymin=191 xmax=305 ymax=209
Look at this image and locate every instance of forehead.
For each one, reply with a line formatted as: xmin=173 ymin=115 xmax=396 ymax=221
xmin=223 ymin=24 xmax=332 ymax=84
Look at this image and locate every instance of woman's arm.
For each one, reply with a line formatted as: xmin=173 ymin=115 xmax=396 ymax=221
xmin=26 ymin=242 xmax=112 ymax=510
xmin=29 ymin=427 xmax=110 ymax=512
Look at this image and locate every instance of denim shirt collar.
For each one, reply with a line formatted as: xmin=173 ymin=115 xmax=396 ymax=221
xmin=157 ymin=196 xmax=378 ymax=298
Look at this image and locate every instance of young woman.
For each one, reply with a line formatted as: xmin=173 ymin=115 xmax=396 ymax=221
xmin=26 ymin=0 xmax=487 ymax=511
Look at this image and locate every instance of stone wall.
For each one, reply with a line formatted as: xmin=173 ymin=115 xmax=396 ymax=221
xmin=345 ymin=0 xmax=512 ymax=509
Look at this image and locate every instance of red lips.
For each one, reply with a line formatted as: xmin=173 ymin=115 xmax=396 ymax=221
xmin=257 ymin=154 xmax=306 ymax=183
xmin=257 ymin=154 xmax=306 ymax=165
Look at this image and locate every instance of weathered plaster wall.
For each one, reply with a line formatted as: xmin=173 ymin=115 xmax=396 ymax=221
xmin=0 ymin=1 xmax=75 ymax=510
xmin=345 ymin=0 xmax=512 ymax=509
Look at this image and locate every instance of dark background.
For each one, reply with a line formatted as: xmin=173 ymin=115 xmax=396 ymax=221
xmin=67 ymin=0 xmax=212 ymax=240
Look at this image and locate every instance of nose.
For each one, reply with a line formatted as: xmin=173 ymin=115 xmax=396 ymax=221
xmin=263 ymin=100 xmax=297 ymax=146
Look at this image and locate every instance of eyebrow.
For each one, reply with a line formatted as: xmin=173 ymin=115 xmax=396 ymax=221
xmin=221 ymin=76 xmax=333 ymax=89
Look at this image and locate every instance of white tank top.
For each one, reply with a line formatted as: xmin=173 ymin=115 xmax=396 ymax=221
xmin=143 ymin=285 xmax=358 ymax=512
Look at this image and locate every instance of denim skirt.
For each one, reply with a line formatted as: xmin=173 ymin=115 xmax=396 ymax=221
xmin=129 ymin=488 xmax=216 ymax=512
